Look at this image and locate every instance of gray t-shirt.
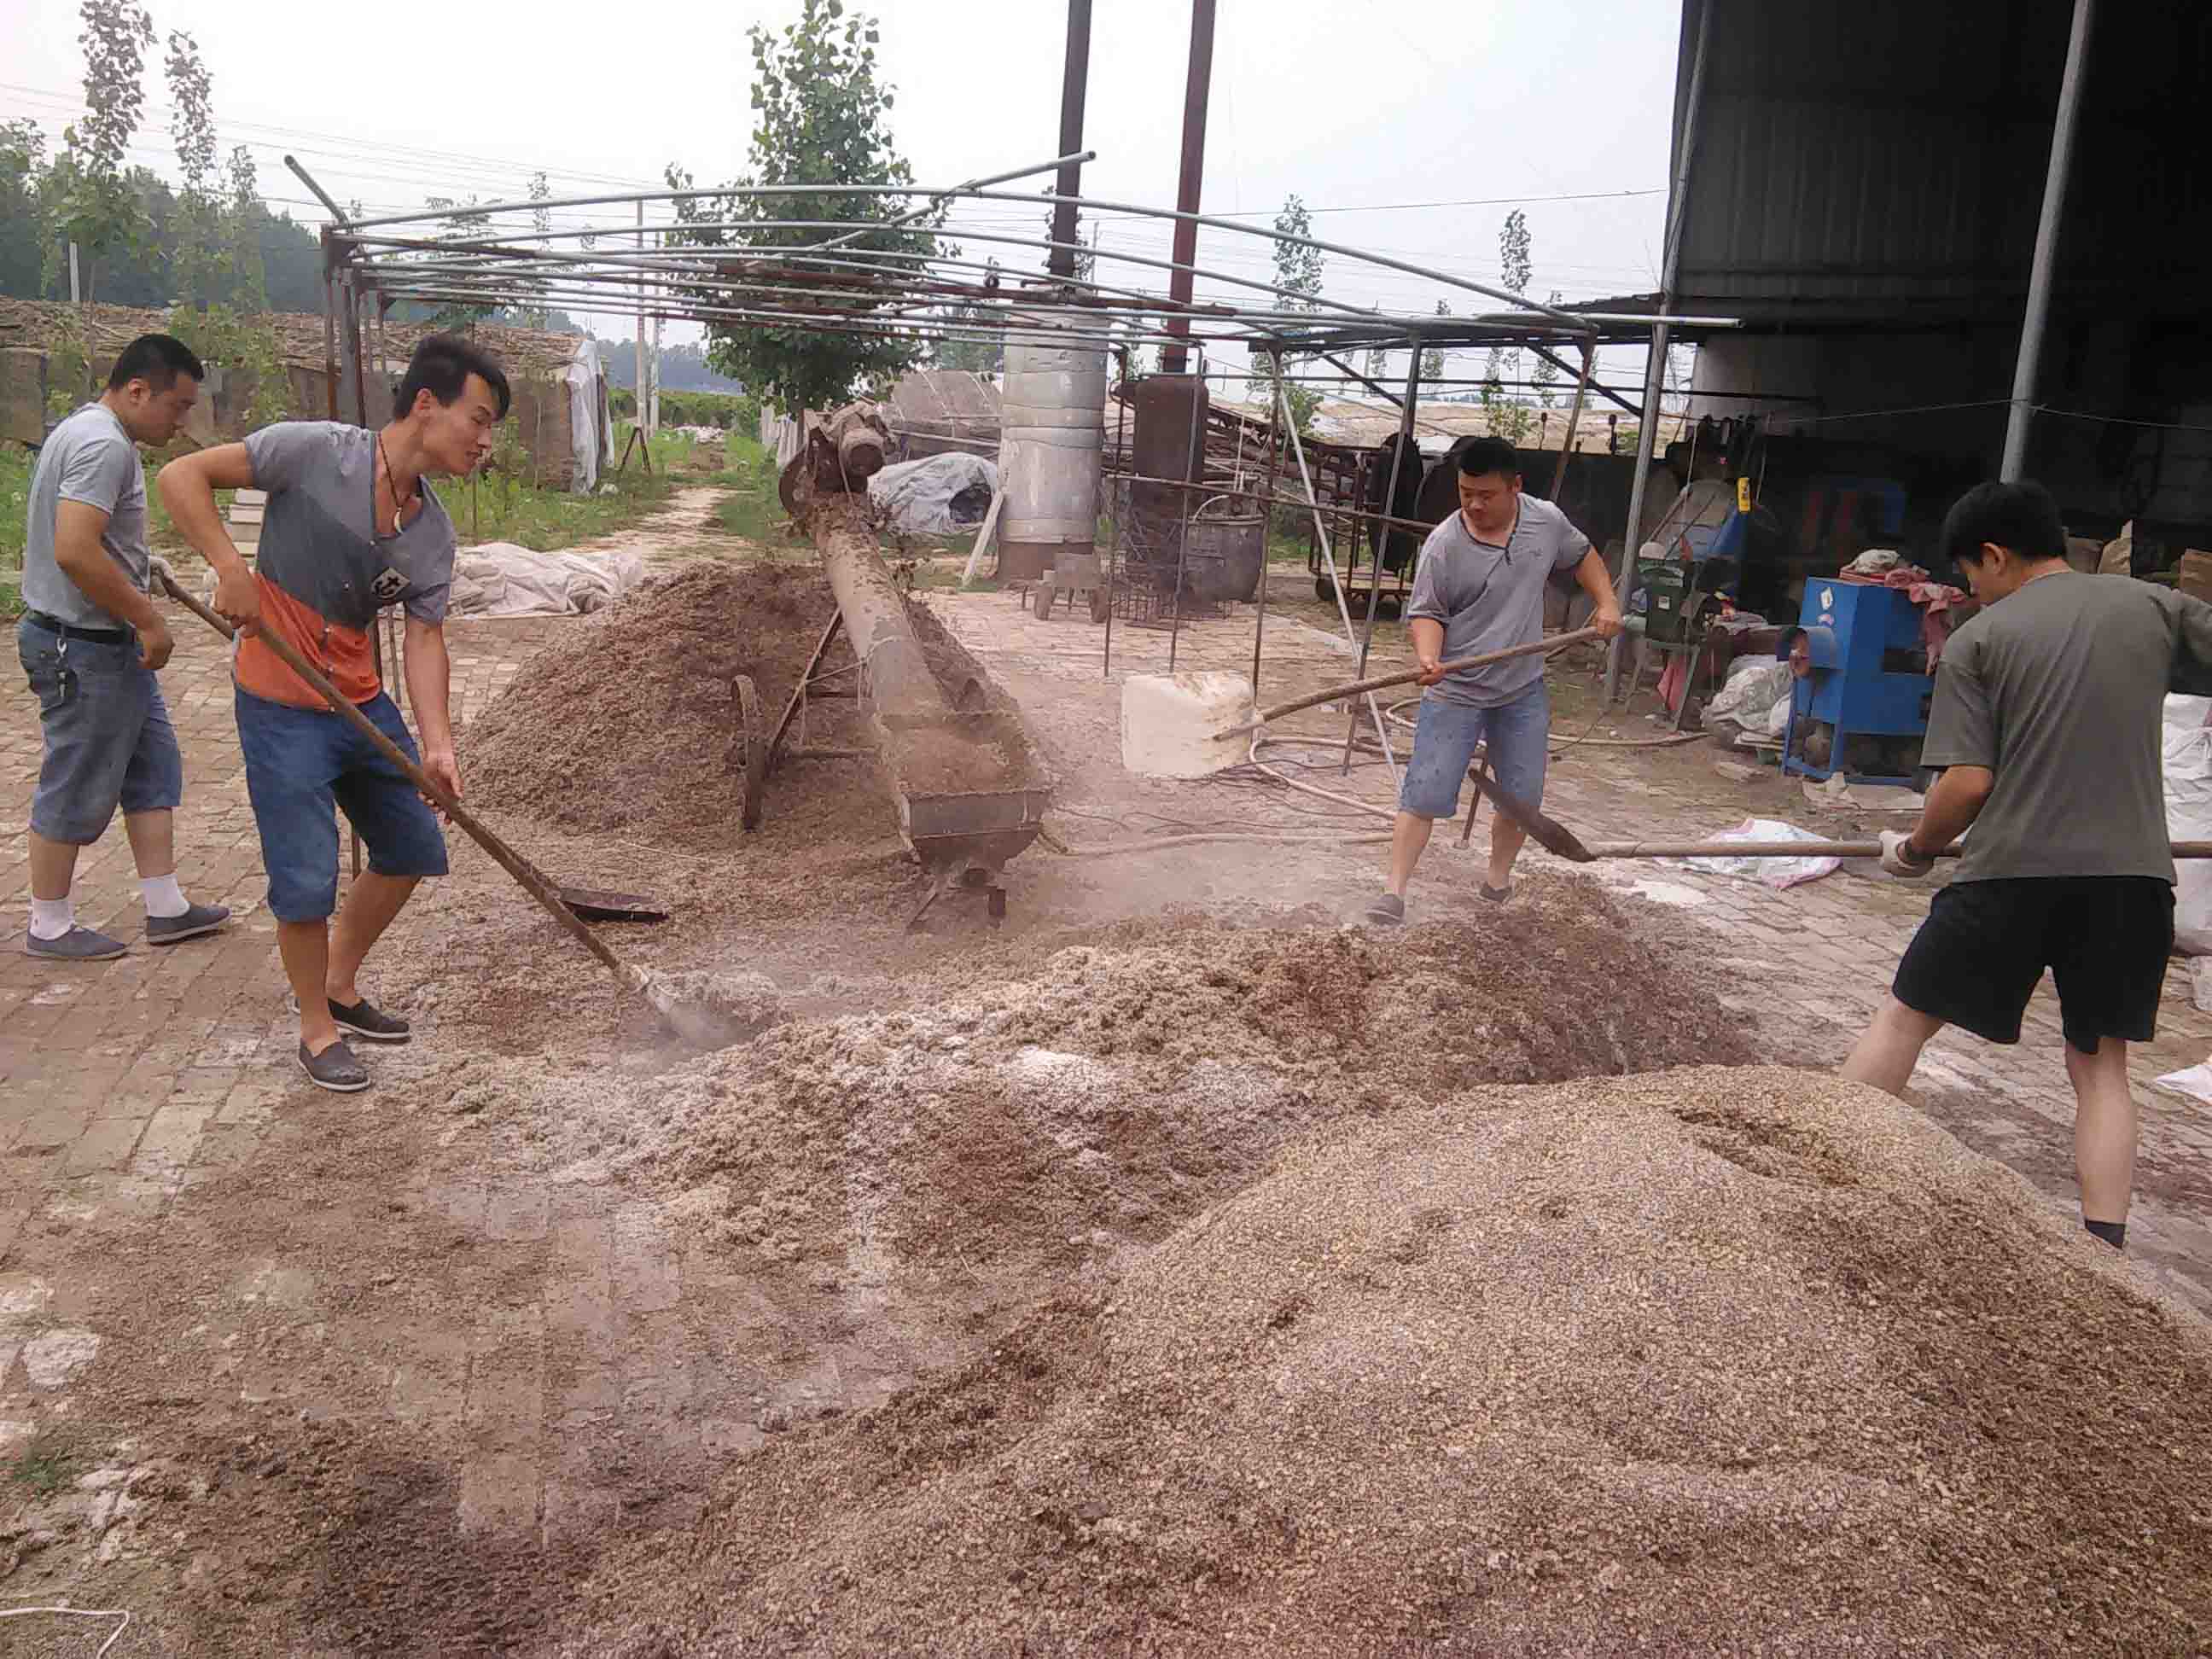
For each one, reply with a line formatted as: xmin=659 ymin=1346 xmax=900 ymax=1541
xmin=1406 ymin=495 xmax=1591 ymax=707
xmin=243 ymin=421 xmax=456 ymax=630
xmin=1924 ymin=570 xmax=2212 ymax=883
xmin=21 ymin=403 xmax=148 ymax=629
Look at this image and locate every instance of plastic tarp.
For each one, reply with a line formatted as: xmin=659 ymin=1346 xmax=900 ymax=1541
xmin=1704 ymin=655 xmax=1794 ymax=737
xmin=565 ymin=336 xmax=604 ymax=495
xmin=448 ymin=542 xmax=645 ymax=618
xmin=1683 ymin=818 xmax=1842 ymax=889
xmin=2165 ymin=695 xmax=2212 ymax=954
xmin=868 ymin=452 xmax=998 ymax=537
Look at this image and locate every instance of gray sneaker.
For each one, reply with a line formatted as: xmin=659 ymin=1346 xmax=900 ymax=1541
xmin=25 ymin=925 xmax=129 ymax=961
xmin=1364 ymin=893 xmax=1406 ymax=926
xmin=147 ymin=902 xmax=230 ymax=946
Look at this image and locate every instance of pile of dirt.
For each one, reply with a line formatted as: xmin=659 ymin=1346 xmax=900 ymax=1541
xmin=463 ymin=560 xmax=1048 ymax=852
xmin=545 ymin=1065 xmax=2212 ymax=1656
xmin=442 ymin=884 xmax=1752 ymax=1282
xmin=464 ymin=561 xmax=870 ymax=850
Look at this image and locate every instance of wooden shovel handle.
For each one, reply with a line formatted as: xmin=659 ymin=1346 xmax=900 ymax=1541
xmin=156 ymin=572 xmax=632 ymax=981
xmin=1248 ymin=626 xmax=1601 ymax=730
xmin=1584 ymin=839 xmax=2212 ymax=859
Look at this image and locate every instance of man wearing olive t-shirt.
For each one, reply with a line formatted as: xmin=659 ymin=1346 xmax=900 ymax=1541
xmin=159 ymin=334 xmax=509 ymax=1092
xmin=1843 ymin=479 xmax=2212 ymax=1254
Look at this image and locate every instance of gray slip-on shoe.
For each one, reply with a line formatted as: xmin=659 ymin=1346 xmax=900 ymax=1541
xmin=147 ymin=901 xmax=231 ymax=946
xmin=1479 ymin=883 xmax=1514 ymax=904
xmin=26 ymin=925 xmax=128 ymax=961
xmin=297 ymin=1039 xmax=370 ymax=1093
xmin=1364 ymin=892 xmax=1406 ymax=926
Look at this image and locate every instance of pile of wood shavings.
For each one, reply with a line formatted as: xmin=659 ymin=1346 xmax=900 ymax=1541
xmin=546 ymin=1066 xmax=2212 ymax=1656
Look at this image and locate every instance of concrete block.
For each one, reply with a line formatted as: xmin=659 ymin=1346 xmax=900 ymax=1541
xmin=1120 ymin=671 xmax=1254 ymax=779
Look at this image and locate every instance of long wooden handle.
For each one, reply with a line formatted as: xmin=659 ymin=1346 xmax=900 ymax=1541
xmin=157 ymin=573 xmax=633 ymax=983
xmin=1586 ymin=839 xmax=2212 ymax=859
xmin=1242 ymin=626 xmax=1603 ymax=731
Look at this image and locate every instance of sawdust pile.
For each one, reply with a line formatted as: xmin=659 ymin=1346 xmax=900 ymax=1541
xmin=464 ymin=562 xmax=861 ymax=848
xmin=471 ymin=887 xmax=1751 ymax=1280
xmin=549 ymin=1066 xmax=2212 ymax=1656
xmin=463 ymin=559 xmax=1044 ymax=848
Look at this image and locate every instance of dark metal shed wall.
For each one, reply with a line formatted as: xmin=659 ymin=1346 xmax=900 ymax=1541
xmin=1674 ymin=0 xmax=2211 ymax=327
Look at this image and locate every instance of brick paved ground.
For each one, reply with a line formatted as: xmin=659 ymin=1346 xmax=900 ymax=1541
xmin=0 ymin=571 xmax=2206 ymax=1641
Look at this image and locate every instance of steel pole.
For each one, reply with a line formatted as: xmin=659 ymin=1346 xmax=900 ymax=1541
xmin=2001 ymin=0 xmax=2096 ymax=480
xmin=1551 ymin=342 xmax=1596 ymax=500
xmin=1342 ymin=346 xmax=1421 ymax=771
xmin=1604 ymin=0 xmax=1712 ymax=703
xmin=1250 ymin=346 xmax=1285 ymax=696
xmin=1049 ymin=0 xmax=1092 ymax=281
xmin=1159 ymin=0 xmax=1218 ymax=375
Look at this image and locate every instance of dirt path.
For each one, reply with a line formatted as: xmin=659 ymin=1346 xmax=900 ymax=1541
xmin=554 ymin=482 xmax=739 ymax=568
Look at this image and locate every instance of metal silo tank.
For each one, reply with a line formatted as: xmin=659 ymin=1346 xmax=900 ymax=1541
xmin=996 ymin=314 xmax=1107 ymax=584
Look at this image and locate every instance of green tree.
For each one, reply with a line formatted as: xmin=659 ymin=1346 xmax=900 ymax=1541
xmin=0 ymin=119 xmax=49 ymax=299
xmin=1266 ymin=193 xmax=1324 ymax=434
xmin=162 ymin=28 xmax=220 ymax=305
xmin=1529 ymin=289 xmax=1562 ymax=410
xmin=1419 ymin=300 xmax=1447 ymax=387
xmin=1481 ymin=211 xmax=1534 ymax=442
xmin=224 ymin=143 xmax=266 ymax=306
xmin=48 ymin=0 xmax=156 ymax=302
xmin=154 ymin=30 xmax=292 ymax=426
xmin=666 ymin=0 xmax=945 ymax=416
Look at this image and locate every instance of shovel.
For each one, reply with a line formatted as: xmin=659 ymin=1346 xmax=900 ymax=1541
xmin=1124 ymin=627 xmax=1606 ymax=780
xmin=1220 ymin=626 xmax=1604 ymax=742
xmin=1461 ymin=767 xmax=2212 ymax=864
xmin=154 ymin=573 xmax=728 ymax=1040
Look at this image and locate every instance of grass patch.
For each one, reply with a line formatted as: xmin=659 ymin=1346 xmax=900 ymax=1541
xmin=2 ymin=442 xmax=31 ymax=577
xmin=449 ymin=424 xmax=680 ymax=551
xmin=7 ymin=1433 xmax=75 ymax=1497
xmin=711 ymin=429 xmax=791 ymax=549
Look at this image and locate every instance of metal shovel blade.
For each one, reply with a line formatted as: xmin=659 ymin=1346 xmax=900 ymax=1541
xmin=1464 ymin=769 xmax=1599 ymax=863
xmin=558 ymin=888 xmax=670 ymax=924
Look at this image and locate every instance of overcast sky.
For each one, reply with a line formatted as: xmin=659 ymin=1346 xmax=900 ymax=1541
xmin=3 ymin=0 xmax=1683 ymax=395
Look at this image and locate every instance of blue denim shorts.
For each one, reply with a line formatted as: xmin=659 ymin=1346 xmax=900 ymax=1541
xmin=235 ymin=685 xmax=449 ymax=923
xmin=1398 ymin=680 xmax=1550 ymax=820
xmin=18 ymin=615 xmax=184 ymax=844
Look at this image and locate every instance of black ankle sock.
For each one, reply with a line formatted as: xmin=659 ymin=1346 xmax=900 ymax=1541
xmin=2084 ymin=1219 xmax=2127 ymax=1250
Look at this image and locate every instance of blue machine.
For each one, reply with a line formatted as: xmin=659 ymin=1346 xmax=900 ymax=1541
xmin=1781 ymin=579 xmax=1932 ymax=786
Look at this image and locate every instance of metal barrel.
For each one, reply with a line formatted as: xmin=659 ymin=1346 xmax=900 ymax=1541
xmin=998 ymin=313 xmax=1107 ymax=583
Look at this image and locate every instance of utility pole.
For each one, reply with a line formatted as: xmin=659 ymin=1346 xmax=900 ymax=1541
xmin=1159 ymin=0 xmax=1217 ymax=375
xmin=1048 ymin=0 xmax=1092 ymax=281
xmin=2000 ymin=0 xmax=2096 ymax=480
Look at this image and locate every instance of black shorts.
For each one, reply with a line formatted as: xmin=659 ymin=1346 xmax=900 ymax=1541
xmin=1893 ymin=876 xmax=2174 ymax=1054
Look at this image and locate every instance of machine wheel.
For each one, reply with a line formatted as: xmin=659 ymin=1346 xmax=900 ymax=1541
xmin=1032 ymin=582 xmax=1057 ymax=619
xmin=1377 ymin=594 xmax=1404 ymax=621
xmin=1089 ymin=587 xmax=1110 ymax=625
xmin=1314 ymin=575 xmax=1336 ymax=603
xmin=731 ymin=672 xmax=768 ymax=832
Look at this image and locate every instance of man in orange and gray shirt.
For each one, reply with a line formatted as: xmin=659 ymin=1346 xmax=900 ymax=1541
xmin=160 ymin=335 xmax=508 ymax=1091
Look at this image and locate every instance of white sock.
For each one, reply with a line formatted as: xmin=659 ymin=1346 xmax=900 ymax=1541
xmin=139 ymin=873 xmax=189 ymax=919
xmin=29 ymin=894 xmax=75 ymax=940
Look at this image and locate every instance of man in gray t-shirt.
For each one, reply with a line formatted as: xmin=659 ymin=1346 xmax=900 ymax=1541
xmin=159 ymin=332 xmax=509 ymax=1094
xmin=1366 ymin=437 xmax=1622 ymax=923
xmin=16 ymin=334 xmax=230 ymax=961
xmin=1842 ymin=480 xmax=2212 ymax=1256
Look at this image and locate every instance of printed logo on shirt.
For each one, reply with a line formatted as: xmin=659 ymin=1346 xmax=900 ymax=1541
xmin=370 ymin=567 xmax=408 ymax=603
